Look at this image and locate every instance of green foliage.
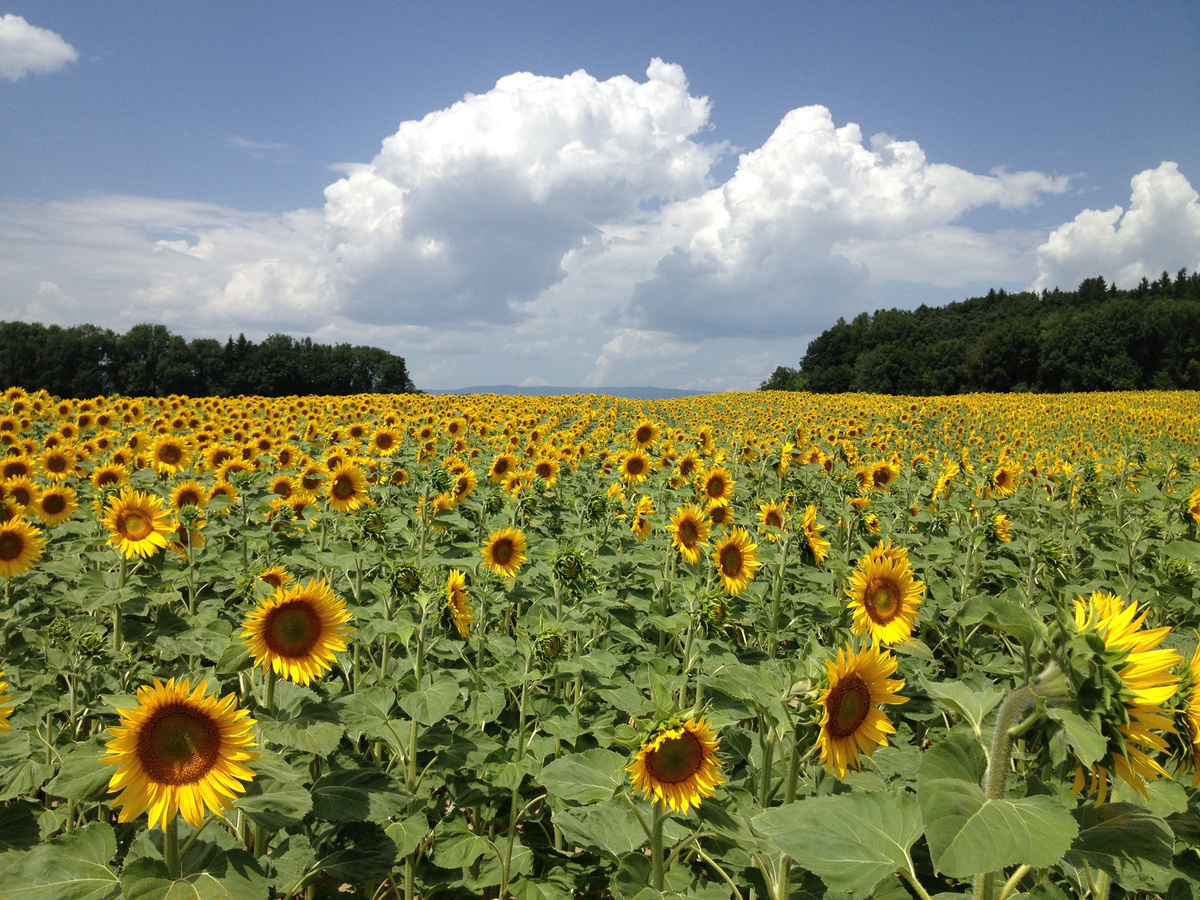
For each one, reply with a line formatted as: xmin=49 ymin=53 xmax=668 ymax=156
xmin=765 ymin=268 xmax=1200 ymax=394
xmin=0 ymin=321 xmax=417 ymax=397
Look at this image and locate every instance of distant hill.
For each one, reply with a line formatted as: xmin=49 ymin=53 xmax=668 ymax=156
xmin=432 ymin=385 xmax=707 ymax=399
xmin=761 ymin=269 xmax=1200 ymax=395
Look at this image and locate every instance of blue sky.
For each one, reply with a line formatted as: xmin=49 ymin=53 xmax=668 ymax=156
xmin=1 ymin=2 xmax=1198 ymax=391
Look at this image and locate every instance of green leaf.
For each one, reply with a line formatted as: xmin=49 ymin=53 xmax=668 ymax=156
xmin=337 ymin=687 xmax=398 ymax=743
xmin=44 ymin=741 xmax=114 ymax=803
xmin=0 ymin=820 xmax=120 ymax=900
xmin=398 ymin=676 xmax=461 ymax=725
xmin=1045 ymin=708 xmax=1107 ymax=768
xmin=537 ymin=748 xmax=628 ymax=804
xmin=1063 ymin=802 xmax=1176 ymax=892
xmin=918 ymin=732 xmax=1077 ymax=878
xmin=552 ymin=798 xmax=649 ymax=861
xmin=753 ymin=790 xmax=923 ymax=895
xmin=0 ymin=801 xmax=40 ymax=852
xmin=310 ymin=766 xmax=411 ymax=823
xmin=312 ymin=822 xmax=397 ymax=883
xmin=256 ymin=701 xmax=344 ymax=756
xmin=385 ymin=812 xmax=430 ymax=859
xmin=956 ymin=596 xmax=1043 ymax=647
xmin=920 ymin=678 xmax=1004 ymax=739
xmin=430 ymin=812 xmax=492 ymax=869
xmin=234 ymin=780 xmax=313 ymax=831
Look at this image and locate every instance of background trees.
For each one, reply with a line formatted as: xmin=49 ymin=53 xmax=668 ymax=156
xmin=762 ymin=269 xmax=1200 ymax=394
xmin=0 ymin=322 xmax=417 ymax=397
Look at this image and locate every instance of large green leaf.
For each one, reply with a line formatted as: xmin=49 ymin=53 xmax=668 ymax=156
xmin=44 ymin=740 xmax=114 ymax=803
xmin=310 ymin=766 xmax=411 ymax=823
xmin=1062 ymin=802 xmax=1176 ymax=892
xmin=385 ymin=812 xmax=430 ymax=859
xmin=1045 ymin=708 xmax=1107 ymax=768
xmin=398 ymin=676 xmax=461 ymax=725
xmin=537 ymin=748 xmax=628 ymax=804
xmin=0 ymin=801 xmax=40 ymax=852
xmin=553 ymin=798 xmax=648 ymax=860
xmin=0 ymin=820 xmax=120 ymax=900
xmin=234 ymin=780 xmax=313 ymax=830
xmin=256 ymin=701 xmax=344 ymax=756
xmin=920 ymin=678 xmax=1004 ymax=740
xmin=918 ymin=732 xmax=1077 ymax=877
xmin=753 ymin=789 xmax=923 ymax=895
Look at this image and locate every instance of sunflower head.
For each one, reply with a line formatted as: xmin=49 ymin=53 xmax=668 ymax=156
xmin=446 ymin=569 xmax=473 ymax=638
xmin=103 ymin=487 xmax=172 ymax=559
xmin=712 ymin=527 xmax=761 ymax=596
xmin=815 ymin=643 xmax=909 ymax=779
xmin=0 ymin=516 xmax=45 ymax=579
xmin=1050 ymin=591 xmax=1182 ymax=801
xmin=668 ymin=504 xmax=710 ymax=564
xmin=845 ymin=546 xmax=924 ymax=645
xmin=627 ymin=716 xmax=724 ymax=814
xmin=0 ymin=670 xmax=14 ymax=733
xmin=242 ymin=579 xmax=354 ymax=685
xmin=102 ymin=677 xmax=259 ymax=829
xmin=481 ymin=526 xmax=528 ymax=579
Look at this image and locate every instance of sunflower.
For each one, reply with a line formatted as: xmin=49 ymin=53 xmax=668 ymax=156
xmin=699 ymin=466 xmax=735 ymax=503
xmin=631 ymin=495 xmax=655 ymax=542
xmin=756 ymin=499 xmax=787 ymax=541
xmin=33 ymin=484 xmax=77 ymax=526
xmin=706 ymin=498 xmax=733 ymax=529
xmin=1067 ymin=591 xmax=1181 ymax=801
xmin=446 ymin=569 xmax=473 ymax=638
xmin=620 ymin=450 xmax=652 ymax=484
xmin=481 ymin=526 xmax=528 ymax=579
xmin=627 ymin=717 xmax=724 ymax=814
xmin=102 ymin=677 xmax=259 ymax=830
xmin=0 ymin=670 xmax=12 ymax=733
xmin=149 ymin=435 xmax=191 ymax=476
xmin=988 ymin=513 xmax=1013 ymax=543
xmin=326 ymin=462 xmax=370 ymax=513
xmin=991 ymin=465 xmax=1020 ymax=498
xmin=1187 ymin=484 xmax=1200 ymax=525
xmin=1180 ymin=643 xmax=1200 ymax=786
xmin=668 ymin=504 xmax=709 ymax=564
xmin=3 ymin=475 xmax=36 ymax=511
xmin=845 ymin=545 xmax=924 ymax=645
xmin=103 ymin=487 xmax=172 ymax=559
xmin=168 ymin=480 xmax=207 ymax=513
xmin=92 ymin=462 xmax=130 ymax=490
xmin=269 ymin=474 xmax=298 ymax=500
xmin=0 ymin=517 xmax=44 ymax=579
xmin=631 ymin=420 xmax=659 ymax=450
xmin=0 ymin=456 xmax=31 ymax=481
xmin=242 ymin=578 xmax=353 ymax=686
xmin=712 ymin=527 xmax=761 ymax=596
xmin=257 ymin=565 xmax=291 ymax=590
xmin=38 ymin=444 xmax=76 ymax=482
xmin=488 ymin=453 xmax=518 ymax=484
xmin=532 ymin=456 xmax=559 ymax=486
xmin=816 ymin=643 xmax=909 ymax=779
xmin=801 ymin=504 xmax=830 ymax=564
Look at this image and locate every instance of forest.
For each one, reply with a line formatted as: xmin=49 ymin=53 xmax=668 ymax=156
xmin=0 ymin=322 xmax=416 ymax=398
xmin=761 ymin=268 xmax=1200 ymax=394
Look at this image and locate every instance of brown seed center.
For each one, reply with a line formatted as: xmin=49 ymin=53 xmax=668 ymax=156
xmin=645 ymin=730 xmax=704 ymax=784
xmin=826 ymin=674 xmax=872 ymax=739
xmin=136 ymin=704 xmax=221 ymax=786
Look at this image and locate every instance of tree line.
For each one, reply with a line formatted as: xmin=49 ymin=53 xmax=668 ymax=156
xmin=0 ymin=322 xmax=417 ymax=398
xmin=761 ymin=269 xmax=1200 ymax=394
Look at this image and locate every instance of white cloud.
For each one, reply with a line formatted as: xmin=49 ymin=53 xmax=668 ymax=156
xmin=228 ymin=136 xmax=290 ymax=161
xmin=323 ymin=58 xmax=722 ymax=326
xmin=0 ymin=14 xmax=77 ymax=80
xmin=1032 ymin=161 xmax=1200 ymax=291
xmin=629 ymin=105 xmax=1070 ymax=338
xmin=8 ymin=60 xmax=1192 ymax=391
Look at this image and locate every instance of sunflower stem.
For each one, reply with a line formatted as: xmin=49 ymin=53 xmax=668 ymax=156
xmin=263 ymin=667 xmax=276 ymax=714
xmin=974 ymin=683 xmax=1037 ymax=900
xmin=650 ymin=802 xmax=669 ymax=891
xmin=767 ymin=528 xmax=792 ymax=659
xmin=165 ymin=816 xmax=181 ymax=880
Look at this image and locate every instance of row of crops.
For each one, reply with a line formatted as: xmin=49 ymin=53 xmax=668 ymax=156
xmin=0 ymin=386 xmax=1199 ymax=900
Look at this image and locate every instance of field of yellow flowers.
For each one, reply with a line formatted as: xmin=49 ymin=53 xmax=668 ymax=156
xmin=1 ymin=385 xmax=1199 ymax=900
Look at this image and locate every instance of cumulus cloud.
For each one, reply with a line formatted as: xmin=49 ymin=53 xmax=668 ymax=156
xmin=324 ymin=58 xmax=722 ymax=326
xmin=630 ymin=105 xmax=1070 ymax=338
xmin=0 ymin=14 xmax=77 ymax=80
xmin=1032 ymin=162 xmax=1200 ymax=291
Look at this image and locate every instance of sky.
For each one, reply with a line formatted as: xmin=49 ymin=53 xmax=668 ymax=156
xmin=1 ymin=3 xmax=1198 ymax=392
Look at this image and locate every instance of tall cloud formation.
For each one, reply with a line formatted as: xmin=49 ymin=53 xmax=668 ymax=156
xmin=1 ymin=59 xmax=1197 ymax=389
xmin=1033 ymin=162 xmax=1200 ymax=291
xmin=0 ymin=14 xmax=77 ymax=80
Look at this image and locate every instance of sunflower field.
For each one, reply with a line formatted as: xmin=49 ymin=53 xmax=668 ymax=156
xmin=1 ymin=386 xmax=1200 ymax=900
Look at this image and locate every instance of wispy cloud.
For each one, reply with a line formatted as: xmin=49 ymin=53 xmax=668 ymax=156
xmin=228 ymin=136 xmax=291 ymax=161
